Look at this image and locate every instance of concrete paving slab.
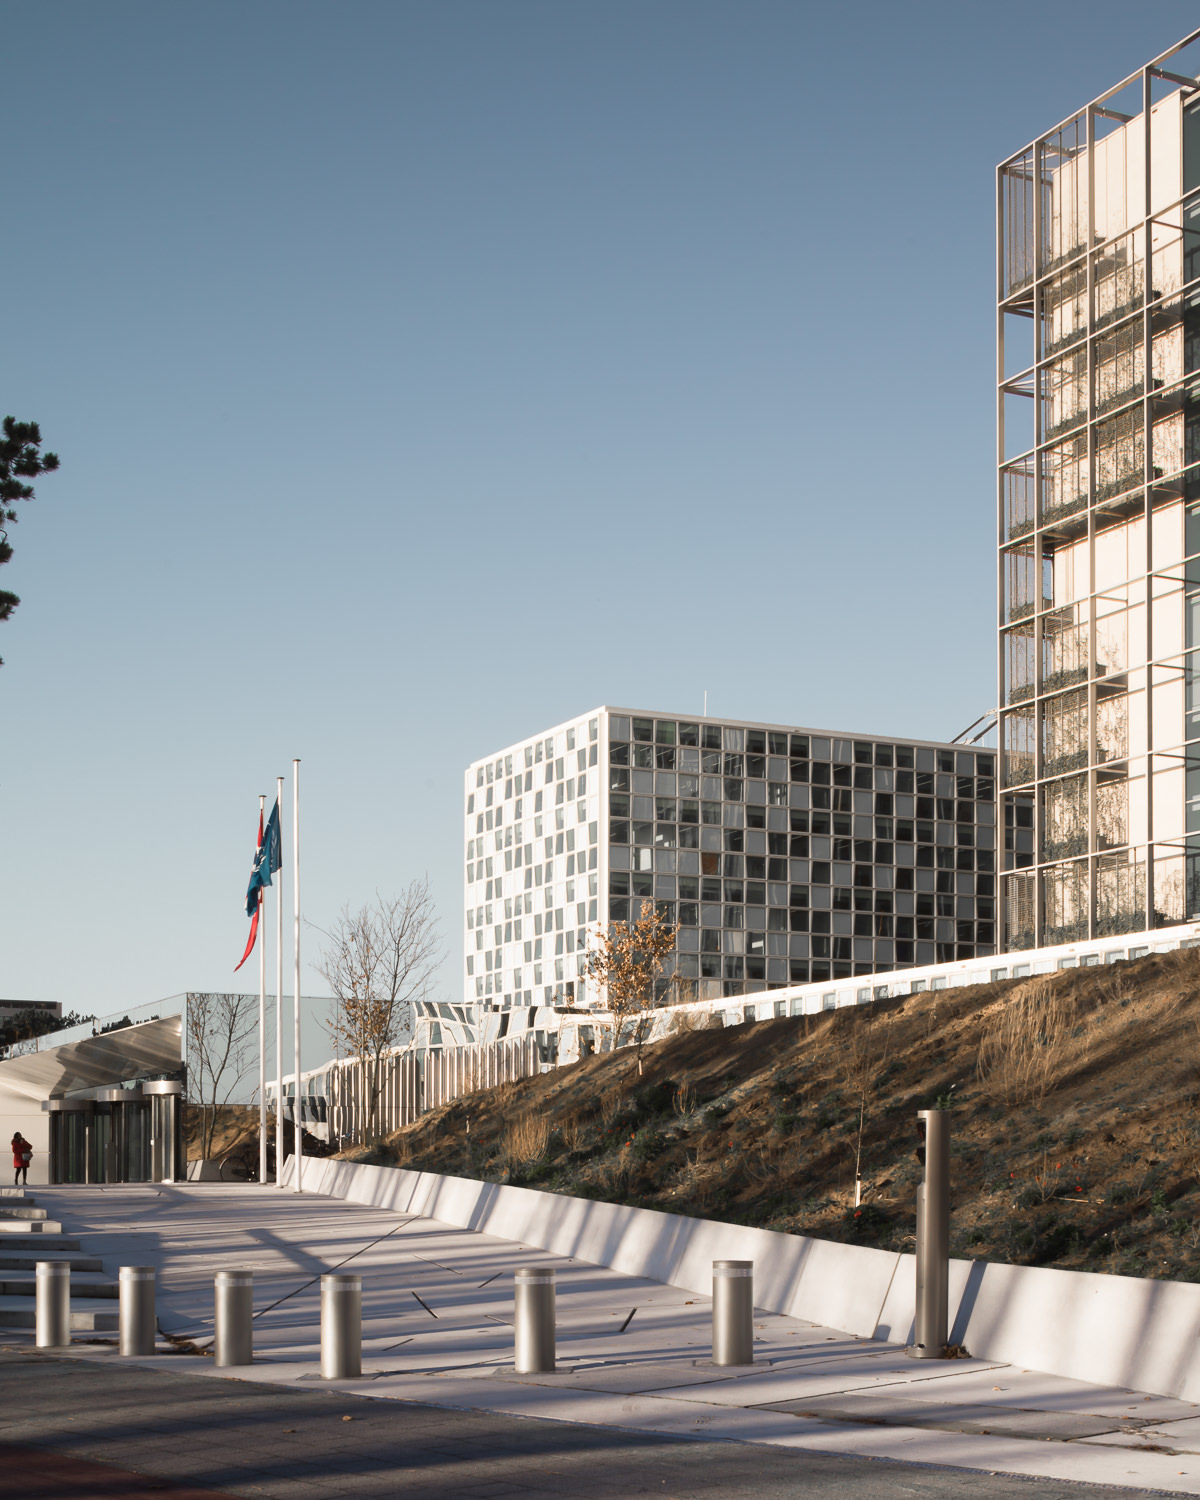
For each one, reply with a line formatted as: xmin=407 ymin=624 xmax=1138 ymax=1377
xmin=506 ymin=1360 xmax=741 ymax=1394
xmin=871 ymin=1362 xmax=1200 ymax=1420
xmin=1074 ymin=1428 xmax=1200 ymax=1452
xmin=1143 ymin=1415 xmax=1200 ymax=1445
xmin=759 ymin=1390 xmax=1128 ymax=1439
xmin=349 ymin=1373 xmax=1200 ymax=1493
xmin=27 ymin=1182 xmax=1200 ymax=1495
xmin=649 ymin=1352 xmax=1008 ymax=1406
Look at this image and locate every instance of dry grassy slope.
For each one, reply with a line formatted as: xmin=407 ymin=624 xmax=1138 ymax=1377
xmin=351 ymin=948 xmax=1200 ymax=1280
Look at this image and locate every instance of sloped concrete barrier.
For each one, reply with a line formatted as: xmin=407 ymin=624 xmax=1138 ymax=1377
xmin=281 ymin=1157 xmax=1200 ymax=1402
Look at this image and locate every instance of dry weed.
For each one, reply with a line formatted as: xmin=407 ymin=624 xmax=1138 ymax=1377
xmin=747 ymin=1144 xmax=781 ymax=1183
xmin=977 ymin=978 xmax=1090 ymax=1106
xmin=562 ymin=1114 xmax=583 ymax=1153
xmin=600 ymin=1086 xmax=621 ymax=1126
xmin=504 ymin=1113 xmax=550 ymax=1164
xmin=673 ymin=1081 xmax=696 ymax=1119
xmin=1031 ymin=1149 xmax=1061 ymax=1203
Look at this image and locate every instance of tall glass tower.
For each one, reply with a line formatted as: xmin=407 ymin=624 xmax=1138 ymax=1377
xmin=998 ymin=31 xmax=1200 ymax=947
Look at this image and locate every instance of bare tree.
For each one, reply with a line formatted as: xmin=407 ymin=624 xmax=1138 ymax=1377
xmin=585 ymin=898 xmax=678 ymax=1069
xmin=186 ymin=992 xmax=260 ymax=1159
xmin=316 ymin=882 xmax=442 ymax=1146
xmin=838 ymin=1007 xmax=894 ymax=1207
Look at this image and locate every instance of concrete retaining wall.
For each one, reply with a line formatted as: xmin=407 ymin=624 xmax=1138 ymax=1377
xmin=284 ymin=1155 xmax=1200 ymax=1402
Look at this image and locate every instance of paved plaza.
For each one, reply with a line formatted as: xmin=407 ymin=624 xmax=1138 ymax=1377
xmin=0 ymin=1183 xmax=1195 ymax=1496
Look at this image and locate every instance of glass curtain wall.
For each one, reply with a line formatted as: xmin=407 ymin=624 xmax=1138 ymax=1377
xmin=998 ymin=35 xmax=1200 ymax=946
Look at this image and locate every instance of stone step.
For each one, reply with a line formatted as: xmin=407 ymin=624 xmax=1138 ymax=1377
xmin=0 ymin=1296 xmax=119 ymax=1332
xmin=0 ymin=1254 xmax=102 ymax=1272
xmin=0 ymin=1207 xmax=49 ymax=1221
xmin=0 ymin=1237 xmax=80 ymax=1252
xmin=0 ymin=1198 xmax=39 ymax=1210
xmin=0 ymin=1276 xmax=116 ymax=1298
xmin=0 ymin=1220 xmax=63 ymax=1235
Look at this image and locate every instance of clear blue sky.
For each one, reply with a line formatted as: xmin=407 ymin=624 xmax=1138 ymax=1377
xmin=5 ymin=1 xmax=1197 ymax=1018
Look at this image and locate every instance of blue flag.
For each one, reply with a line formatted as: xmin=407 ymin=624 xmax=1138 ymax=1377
xmin=263 ymin=799 xmax=282 ymax=881
xmin=245 ymin=800 xmax=282 ymax=917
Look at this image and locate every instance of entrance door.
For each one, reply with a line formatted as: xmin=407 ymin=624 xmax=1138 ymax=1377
xmin=48 ymin=1111 xmax=89 ymax=1184
xmin=122 ymin=1101 xmax=151 ymax=1182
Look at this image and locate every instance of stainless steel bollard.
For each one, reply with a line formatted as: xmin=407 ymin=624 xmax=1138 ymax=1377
xmin=712 ymin=1260 xmax=754 ymax=1366
xmin=911 ymin=1108 xmax=950 ymax=1359
xmin=320 ymin=1273 xmax=361 ymax=1379
xmin=215 ymin=1270 xmax=254 ymax=1367
xmin=514 ymin=1267 xmax=555 ymax=1373
xmin=119 ymin=1266 xmax=156 ymax=1355
xmin=36 ymin=1262 xmax=70 ymax=1348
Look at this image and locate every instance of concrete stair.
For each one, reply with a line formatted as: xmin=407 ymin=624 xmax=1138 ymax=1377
xmin=0 ymin=1199 xmax=120 ymax=1328
xmin=0 ymin=1197 xmax=62 ymax=1234
xmin=0 ymin=1252 xmax=101 ymax=1272
xmin=0 ymin=1275 xmax=116 ymax=1298
xmin=0 ymin=1237 xmax=82 ymax=1253
xmin=0 ymin=1295 xmax=119 ymax=1332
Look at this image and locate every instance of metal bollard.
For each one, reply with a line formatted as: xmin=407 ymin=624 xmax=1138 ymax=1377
xmin=119 ymin=1266 xmax=156 ymax=1355
xmin=911 ymin=1108 xmax=950 ymax=1359
xmin=36 ymin=1262 xmax=70 ymax=1348
xmin=214 ymin=1270 xmax=254 ymax=1367
xmin=320 ymin=1273 xmax=361 ymax=1379
xmin=712 ymin=1260 xmax=754 ymax=1366
xmin=514 ymin=1267 xmax=555 ymax=1373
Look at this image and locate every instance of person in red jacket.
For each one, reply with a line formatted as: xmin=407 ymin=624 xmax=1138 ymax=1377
xmin=11 ymin=1134 xmax=31 ymax=1187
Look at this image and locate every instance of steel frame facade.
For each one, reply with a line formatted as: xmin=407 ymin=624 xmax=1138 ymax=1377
xmin=997 ymin=30 xmax=1200 ymax=947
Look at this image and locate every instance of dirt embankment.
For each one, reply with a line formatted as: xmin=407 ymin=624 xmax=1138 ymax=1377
xmin=343 ymin=947 xmax=1200 ymax=1281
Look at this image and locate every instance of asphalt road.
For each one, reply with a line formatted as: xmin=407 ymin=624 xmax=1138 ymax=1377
xmin=0 ymin=1350 xmax=1178 ymax=1500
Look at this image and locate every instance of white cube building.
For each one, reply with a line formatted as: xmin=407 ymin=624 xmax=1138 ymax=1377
xmin=461 ymin=707 xmax=998 ymax=1044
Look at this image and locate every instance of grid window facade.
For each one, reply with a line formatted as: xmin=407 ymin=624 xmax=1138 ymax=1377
xmin=464 ymin=707 xmax=996 ymax=1037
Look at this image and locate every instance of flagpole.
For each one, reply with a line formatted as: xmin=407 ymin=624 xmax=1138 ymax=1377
xmin=258 ymin=793 xmax=267 ymax=1188
xmin=276 ymin=773 xmax=284 ymax=1188
xmin=293 ymin=758 xmax=302 ymax=1194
